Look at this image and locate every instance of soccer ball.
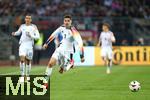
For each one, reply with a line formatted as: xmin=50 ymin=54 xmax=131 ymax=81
xmin=129 ymin=81 xmax=141 ymax=92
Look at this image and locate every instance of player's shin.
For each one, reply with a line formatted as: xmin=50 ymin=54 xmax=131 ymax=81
xmin=108 ymin=59 xmax=112 ymax=68
xmin=102 ymin=57 xmax=107 ymax=66
xmin=45 ymin=67 xmax=53 ymax=81
xmin=42 ymin=66 xmax=53 ymax=89
xmin=26 ymin=63 xmax=31 ymax=81
xmin=20 ymin=62 xmax=25 ymax=76
xmin=107 ymin=59 xmax=112 ymax=74
xmin=19 ymin=62 xmax=25 ymax=82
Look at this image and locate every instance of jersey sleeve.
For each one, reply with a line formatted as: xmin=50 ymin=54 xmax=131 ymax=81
xmin=15 ymin=25 xmax=22 ymax=35
xmin=29 ymin=25 xmax=40 ymax=40
xmin=111 ymin=32 xmax=116 ymax=42
xmin=45 ymin=27 xmax=61 ymax=45
xmin=71 ymin=27 xmax=84 ymax=58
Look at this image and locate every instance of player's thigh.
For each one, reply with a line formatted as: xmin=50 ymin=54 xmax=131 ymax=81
xmin=20 ymin=56 xmax=26 ymax=62
xmin=107 ymin=48 xmax=113 ymax=60
xmin=26 ymin=49 xmax=33 ymax=60
xmin=50 ymin=48 xmax=63 ymax=66
xmin=48 ymin=57 xmax=57 ymax=67
xmin=19 ymin=45 xmax=27 ymax=61
xmin=101 ymin=48 xmax=107 ymax=60
xmin=51 ymin=49 xmax=60 ymax=61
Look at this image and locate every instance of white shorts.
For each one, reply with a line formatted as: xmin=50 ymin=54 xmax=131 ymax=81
xmin=19 ymin=44 xmax=33 ymax=60
xmin=101 ymin=47 xmax=113 ymax=60
xmin=52 ymin=46 xmax=73 ymax=62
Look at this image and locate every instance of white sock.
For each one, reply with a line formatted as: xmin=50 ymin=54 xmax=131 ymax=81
xmin=107 ymin=60 xmax=112 ymax=71
xmin=26 ymin=63 xmax=31 ymax=77
xmin=108 ymin=60 xmax=112 ymax=68
xmin=20 ymin=62 xmax=25 ymax=76
xmin=45 ymin=67 xmax=52 ymax=82
xmin=45 ymin=67 xmax=52 ymax=76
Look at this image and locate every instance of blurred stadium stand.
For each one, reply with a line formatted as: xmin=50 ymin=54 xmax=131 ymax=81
xmin=0 ymin=0 xmax=149 ymax=64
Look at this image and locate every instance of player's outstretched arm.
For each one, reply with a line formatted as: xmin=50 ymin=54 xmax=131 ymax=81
xmin=42 ymin=27 xmax=61 ymax=50
xmin=42 ymin=33 xmax=56 ymax=50
xmin=42 ymin=44 xmax=48 ymax=50
xmin=71 ymin=27 xmax=85 ymax=63
xmin=12 ymin=25 xmax=22 ymax=36
xmin=11 ymin=32 xmax=16 ymax=36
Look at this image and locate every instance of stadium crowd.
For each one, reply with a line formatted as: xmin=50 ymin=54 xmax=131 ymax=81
xmin=0 ymin=0 xmax=149 ymax=46
xmin=0 ymin=0 xmax=149 ymax=18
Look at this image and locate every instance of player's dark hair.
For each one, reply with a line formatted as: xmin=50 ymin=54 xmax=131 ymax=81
xmin=64 ymin=14 xmax=72 ymax=20
xmin=103 ymin=23 xmax=110 ymax=29
xmin=25 ymin=14 xmax=32 ymax=18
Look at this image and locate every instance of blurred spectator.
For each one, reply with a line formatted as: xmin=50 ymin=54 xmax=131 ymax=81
xmin=121 ymin=39 xmax=129 ymax=46
xmin=13 ymin=14 xmax=23 ymax=29
xmin=0 ymin=0 xmax=149 ymax=46
xmin=135 ymin=38 xmax=144 ymax=46
xmin=0 ymin=14 xmax=10 ymax=32
xmin=86 ymin=37 xmax=94 ymax=46
xmin=104 ymin=0 xmax=113 ymax=8
xmin=0 ymin=0 xmax=149 ymax=18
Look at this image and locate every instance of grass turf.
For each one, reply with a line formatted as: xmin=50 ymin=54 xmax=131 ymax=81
xmin=0 ymin=65 xmax=150 ymax=100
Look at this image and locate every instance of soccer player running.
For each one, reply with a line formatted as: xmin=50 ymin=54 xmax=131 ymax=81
xmin=54 ymin=33 xmax=77 ymax=73
xmin=97 ymin=23 xmax=116 ymax=74
xmin=12 ymin=15 xmax=40 ymax=82
xmin=42 ymin=15 xmax=85 ymax=87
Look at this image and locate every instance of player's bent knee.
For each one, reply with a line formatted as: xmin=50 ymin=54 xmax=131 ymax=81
xmin=48 ymin=63 xmax=53 ymax=68
xmin=108 ymin=59 xmax=112 ymax=62
xmin=20 ymin=56 xmax=25 ymax=63
xmin=48 ymin=62 xmax=55 ymax=68
xmin=26 ymin=59 xmax=31 ymax=65
xmin=102 ymin=57 xmax=106 ymax=61
xmin=48 ymin=58 xmax=56 ymax=67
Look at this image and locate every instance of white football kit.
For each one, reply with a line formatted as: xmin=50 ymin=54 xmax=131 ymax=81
xmin=14 ymin=24 xmax=40 ymax=60
xmin=51 ymin=26 xmax=75 ymax=61
xmin=99 ymin=31 xmax=114 ymax=59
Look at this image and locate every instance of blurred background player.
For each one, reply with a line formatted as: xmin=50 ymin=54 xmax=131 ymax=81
xmin=12 ymin=15 xmax=40 ymax=82
xmin=42 ymin=15 xmax=85 ymax=88
xmin=97 ymin=23 xmax=116 ymax=74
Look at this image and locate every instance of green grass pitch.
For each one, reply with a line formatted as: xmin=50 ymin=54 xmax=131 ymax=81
xmin=0 ymin=65 xmax=150 ymax=100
